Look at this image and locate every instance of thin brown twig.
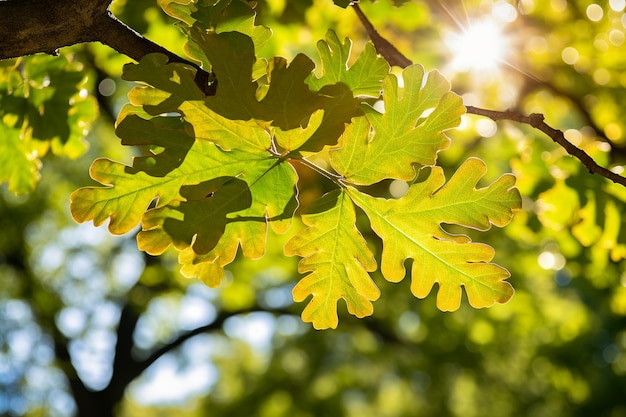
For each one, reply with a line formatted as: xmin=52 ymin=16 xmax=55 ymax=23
xmin=465 ymin=106 xmax=626 ymax=186
xmin=352 ymin=2 xmax=413 ymax=68
xmin=351 ymin=2 xmax=626 ymax=187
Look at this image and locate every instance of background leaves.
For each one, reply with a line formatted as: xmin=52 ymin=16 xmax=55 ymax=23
xmin=0 ymin=55 xmax=97 ymax=193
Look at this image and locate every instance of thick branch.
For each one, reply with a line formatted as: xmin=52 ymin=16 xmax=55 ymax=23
xmin=0 ymin=0 xmax=211 ymax=93
xmin=466 ymin=106 xmax=626 ymax=186
xmin=103 ymin=303 xmax=143 ymax=405
xmin=0 ymin=0 xmax=109 ymax=57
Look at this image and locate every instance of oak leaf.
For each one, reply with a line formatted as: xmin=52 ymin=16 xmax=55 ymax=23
xmin=348 ymin=158 xmax=521 ymax=311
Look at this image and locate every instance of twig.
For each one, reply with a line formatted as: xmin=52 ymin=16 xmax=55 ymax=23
xmin=352 ymin=2 xmax=413 ymax=68
xmin=525 ymin=77 xmax=626 ymax=159
xmin=351 ymin=2 xmax=626 ymax=187
xmin=465 ymin=106 xmax=626 ymax=186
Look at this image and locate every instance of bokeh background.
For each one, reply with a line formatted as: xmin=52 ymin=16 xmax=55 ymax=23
xmin=1 ymin=0 xmax=626 ymax=415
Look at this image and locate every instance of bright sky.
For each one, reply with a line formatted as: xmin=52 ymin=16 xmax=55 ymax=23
xmin=442 ymin=0 xmax=517 ymax=75
xmin=445 ymin=19 xmax=508 ymax=72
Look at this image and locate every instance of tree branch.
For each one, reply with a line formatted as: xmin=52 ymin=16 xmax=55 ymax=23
xmin=121 ymin=305 xmax=292 ymax=385
xmin=0 ymin=0 xmax=212 ymax=94
xmin=351 ymin=3 xmax=413 ymax=68
xmin=0 ymin=0 xmax=108 ymax=58
xmin=104 ymin=303 xmax=143 ymax=402
xmin=351 ymin=2 xmax=626 ymax=187
xmin=524 ymin=77 xmax=626 ymax=159
xmin=465 ymin=106 xmax=626 ymax=186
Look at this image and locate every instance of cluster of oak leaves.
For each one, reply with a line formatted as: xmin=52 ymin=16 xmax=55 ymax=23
xmin=69 ymin=0 xmax=521 ymax=329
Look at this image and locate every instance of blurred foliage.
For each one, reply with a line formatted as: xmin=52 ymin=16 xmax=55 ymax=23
xmin=1 ymin=0 xmax=626 ymax=417
xmin=0 ymin=55 xmax=98 ymax=194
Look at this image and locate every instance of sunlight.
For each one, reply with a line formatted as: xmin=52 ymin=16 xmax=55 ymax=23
xmin=444 ymin=18 xmax=508 ymax=72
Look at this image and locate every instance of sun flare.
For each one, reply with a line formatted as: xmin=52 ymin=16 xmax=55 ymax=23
xmin=445 ymin=19 xmax=508 ymax=72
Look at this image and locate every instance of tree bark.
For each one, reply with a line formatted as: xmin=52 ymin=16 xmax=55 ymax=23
xmin=0 ymin=0 xmax=212 ymax=93
xmin=0 ymin=0 xmax=109 ymax=58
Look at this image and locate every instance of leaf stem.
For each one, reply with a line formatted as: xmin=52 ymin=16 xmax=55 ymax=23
xmin=294 ymin=156 xmax=346 ymax=187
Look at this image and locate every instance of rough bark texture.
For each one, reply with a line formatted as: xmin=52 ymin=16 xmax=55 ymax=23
xmin=0 ymin=0 xmax=109 ymax=58
xmin=0 ymin=0 xmax=212 ymax=92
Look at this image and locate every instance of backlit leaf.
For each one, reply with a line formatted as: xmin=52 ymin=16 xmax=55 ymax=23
xmin=122 ymin=53 xmax=204 ymax=114
xmin=348 ymin=158 xmax=521 ymax=311
xmin=70 ymin=139 xmax=284 ymax=232
xmin=307 ymin=30 xmax=390 ymax=97
xmin=175 ymin=161 xmax=299 ymax=286
xmin=186 ymin=31 xmax=360 ymax=149
xmin=285 ymin=190 xmax=379 ymax=329
xmin=0 ymin=123 xmax=41 ymax=195
xmin=0 ymin=55 xmax=97 ymax=193
xmin=159 ymin=0 xmax=271 ymax=68
xmin=330 ymin=64 xmax=464 ymax=185
xmin=273 ymin=109 xmax=325 ymax=152
xmin=137 ymin=159 xmax=298 ymax=256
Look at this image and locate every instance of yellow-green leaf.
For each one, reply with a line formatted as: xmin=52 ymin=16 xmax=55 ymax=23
xmin=348 ymin=158 xmax=521 ymax=311
xmin=306 ymin=30 xmax=390 ymax=97
xmin=285 ymin=190 xmax=379 ymax=329
xmin=330 ymin=64 xmax=465 ymax=185
xmin=273 ymin=109 xmax=325 ymax=152
xmin=179 ymin=99 xmax=272 ymax=152
xmin=0 ymin=123 xmax=41 ymax=195
xmin=70 ymin=140 xmax=278 ymax=235
xmin=137 ymin=160 xmax=298 ymax=256
xmin=163 ymin=161 xmax=298 ymax=287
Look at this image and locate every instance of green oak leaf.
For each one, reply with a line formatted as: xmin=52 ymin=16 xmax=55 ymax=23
xmin=179 ymin=247 xmax=225 ymax=288
xmin=0 ymin=55 xmax=97 ymax=193
xmin=172 ymin=30 xmax=361 ymax=151
xmin=179 ymin=102 xmax=272 ymax=152
xmin=122 ymin=53 xmax=204 ymax=115
xmin=70 ymin=141 xmax=279 ymax=235
xmin=137 ymin=177 xmax=250 ymax=255
xmin=330 ymin=64 xmax=465 ymax=185
xmin=285 ymin=190 xmax=379 ymax=329
xmin=115 ymin=111 xmax=195 ymax=175
xmin=70 ymin=157 xmax=170 ymax=234
xmin=256 ymin=54 xmax=323 ymax=129
xmin=348 ymin=158 xmax=521 ymax=311
xmin=159 ymin=0 xmax=271 ymax=68
xmin=307 ymin=30 xmax=390 ymax=97
xmin=137 ymin=160 xmax=298 ymax=256
xmin=297 ymin=83 xmax=362 ymax=152
xmin=0 ymin=123 xmax=41 ymax=194
xmin=191 ymin=30 xmax=325 ymax=130
xmin=190 ymin=29 xmax=259 ymax=119
xmin=273 ymin=109 xmax=325 ymax=152
xmin=172 ymin=162 xmax=299 ymax=287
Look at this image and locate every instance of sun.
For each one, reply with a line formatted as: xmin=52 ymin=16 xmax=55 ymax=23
xmin=444 ymin=19 xmax=508 ymax=73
